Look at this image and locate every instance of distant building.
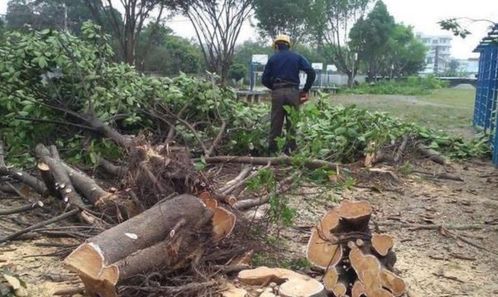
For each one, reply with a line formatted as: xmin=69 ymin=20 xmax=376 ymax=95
xmin=416 ymin=32 xmax=452 ymax=75
xmin=456 ymin=58 xmax=479 ymax=77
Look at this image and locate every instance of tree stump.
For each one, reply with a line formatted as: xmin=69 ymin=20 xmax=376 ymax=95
xmin=306 ymin=200 xmax=406 ymax=297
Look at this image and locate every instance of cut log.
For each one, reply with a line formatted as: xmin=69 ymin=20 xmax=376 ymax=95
xmin=306 ymin=227 xmax=343 ymax=269
xmin=197 ymin=191 xmax=236 ymax=241
xmin=97 ymin=157 xmax=128 ymax=177
xmin=352 ymin=280 xmax=367 ymax=297
xmin=335 ymin=200 xmax=373 ymax=229
xmin=238 ymin=267 xmax=325 ymax=297
xmin=37 ymin=162 xmax=59 ymax=198
xmin=212 ymin=207 xmax=236 ymax=241
xmin=307 ymin=201 xmax=404 ymax=297
xmin=64 ymin=194 xmax=215 ymax=297
xmin=323 ymin=266 xmax=348 ymax=297
xmin=59 ymin=161 xmax=116 ymax=206
xmin=349 ymin=242 xmax=405 ymax=297
xmin=380 ymin=269 xmax=406 ymax=297
xmin=35 ymin=144 xmax=85 ymax=208
xmin=199 ymin=191 xmax=218 ymax=209
xmin=0 ymin=167 xmax=48 ymax=197
xmin=371 ymin=234 xmax=394 ymax=257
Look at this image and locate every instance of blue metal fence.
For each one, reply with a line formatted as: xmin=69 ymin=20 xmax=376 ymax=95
xmin=473 ymin=24 xmax=498 ymax=165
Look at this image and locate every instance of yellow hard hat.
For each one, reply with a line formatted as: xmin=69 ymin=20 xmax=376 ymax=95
xmin=273 ymin=34 xmax=291 ymax=48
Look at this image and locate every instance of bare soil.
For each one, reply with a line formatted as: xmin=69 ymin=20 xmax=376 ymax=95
xmin=1 ymin=159 xmax=497 ymax=297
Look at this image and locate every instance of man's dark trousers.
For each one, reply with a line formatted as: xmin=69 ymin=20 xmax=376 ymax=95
xmin=269 ymin=87 xmax=300 ymax=155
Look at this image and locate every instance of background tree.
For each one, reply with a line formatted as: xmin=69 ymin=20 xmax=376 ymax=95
xmin=85 ymin=0 xmax=195 ymax=66
xmin=184 ymin=0 xmax=253 ymax=85
xmin=252 ymin=0 xmax=311 ymax=45
xmin=136 ymin=23 xmax=203 ymax=75
xmin=383 ymin=24 xmax=426 ymax=78
xmin=349 ymin=0 xmax=394 ymax=81
xmin=444 ymin=59 xmax=460 ymax=77
xmin=5 ymin=0 xmax=96 ymax=33
xmin=310 ymin=0 xmax=373 ymax=87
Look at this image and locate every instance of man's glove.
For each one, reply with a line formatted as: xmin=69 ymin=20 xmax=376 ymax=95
xmin=299 ymin=91 xmax=309 ymax=104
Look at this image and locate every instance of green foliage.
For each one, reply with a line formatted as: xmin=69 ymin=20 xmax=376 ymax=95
xmin=288 ymin=93 xmax=488 ymax=162
xmin=228 ymin=63 xmax=247 ymax=82
xmin=349 ymin=0 xmax=395 ymax=78
xmin=246 ymin=168 xmax=296 ymax=226
xmin=349 ymin=4 xmax=426 ymax=79
xmin=438 ymin=18 xmax=472 ymax=38
xmin=137 ymin=23 xmax=203 ymax=75
xmin=253 ymin=0 xmax=312 ymax=43
xmin=343 ymin=76 xmax=448 ymax=96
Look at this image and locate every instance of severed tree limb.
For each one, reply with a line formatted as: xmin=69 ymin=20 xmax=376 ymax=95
xmin=35 ymin=144 xmax=85 ymax=208
xmin=97 ymin=157 xmax=128 ymax=177
xmin=205 ymin=155 xmax=340 ymax=170
xmin=412 ymin=170 xmax=463 ymax=182
xmin=0 ymin=201 xmax=44 ymax=215
xmin=416 ymin=144 xmax=450 ymax=166
xmin=234 ymin=173 xmax=297 ymax=210
xmin=218 ymin=166 xmax=252 ymax=192
xmin=394 ymin=135 xmax=409 ymax=163
xmin=206 ymin=119 xmax=227 ymax=157
xmin=0 ymin=208 xmax=80 ymax=244
xmin=0 ymin=141 xmax=49 ymax=196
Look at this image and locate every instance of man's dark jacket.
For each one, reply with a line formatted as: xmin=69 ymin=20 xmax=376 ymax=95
xmin=261 ymin=48 xmax=316 ymax=92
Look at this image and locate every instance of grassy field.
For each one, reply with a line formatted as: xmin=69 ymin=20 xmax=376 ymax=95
xmin=330 ymin=88 xmax=476 ymax=137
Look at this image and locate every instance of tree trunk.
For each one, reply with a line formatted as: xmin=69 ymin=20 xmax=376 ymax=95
xmin=347 ymin=72 xmax=355 ymax=88
xmin=65 ymin=194 xmax=214 ymax=297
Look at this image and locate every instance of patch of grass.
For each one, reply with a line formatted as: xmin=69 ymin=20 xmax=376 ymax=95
xmin=329 ymin=88 xmax=475 ymax=137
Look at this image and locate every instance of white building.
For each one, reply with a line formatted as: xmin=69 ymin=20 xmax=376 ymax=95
xmin=456 ymin=58 xmax=479 ymax=77
xmin=416 ymin=33 xmax=452 ymax=75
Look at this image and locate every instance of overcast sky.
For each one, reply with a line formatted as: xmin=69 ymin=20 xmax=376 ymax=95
xmin=1 ymin=1 xmax=497 ymax=59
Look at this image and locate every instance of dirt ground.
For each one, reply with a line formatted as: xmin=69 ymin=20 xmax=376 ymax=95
xmin=1 ymin=159 xmax=497 ymax=297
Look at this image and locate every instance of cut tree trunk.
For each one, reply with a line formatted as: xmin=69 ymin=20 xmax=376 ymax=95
xmin=307 ymin=200 xmax=406 ymax=297
xmin=35 ymin=144 xmax=85 ymax=208
xmin=238 ymin=267 xmax=326 ymax=297
xmin=65 ymin=194 xmax=235 ymax=297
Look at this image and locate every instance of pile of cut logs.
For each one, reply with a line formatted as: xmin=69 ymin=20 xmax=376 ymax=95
xmin=307 ymin=200 xmax=406 ymax=297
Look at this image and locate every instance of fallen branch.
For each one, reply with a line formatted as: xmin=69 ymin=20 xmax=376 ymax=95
xmin=394 ymin=135 xmax=409 ymax=163
xmin=416 ymin=144 xmax=450 ymax=166
xmin=206 ymin=120 xmax=227 ymax=157
xmin=233 ymin=173 xmax=296 ymax=210
xmin=0 ymin=201 xmax=44 ymax=215
xmin=217 ymin=166 xmax=252 ymax=193
xmin=0 ymin=208 xmax=80 ymax=244
xmin=97 ymin=157 xmax=128 ymax=177
xmin=413 ymin=170 xmax=463 ymax=182
xmin=205 ymin=155 xmax=339 ymax=170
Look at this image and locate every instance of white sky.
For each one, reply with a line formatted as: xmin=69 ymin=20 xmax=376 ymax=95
xmin=1 ymin=0 xmax=497 ymax=59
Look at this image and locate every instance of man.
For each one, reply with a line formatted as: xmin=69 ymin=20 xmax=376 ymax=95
xmin=262 ymin=34 xmax=316 ymax=155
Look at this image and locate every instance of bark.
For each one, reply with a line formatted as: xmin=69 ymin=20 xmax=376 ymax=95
xmin=0 ymin=141 xmax=48 ymax=196
xmin=205 ymin=155 xmax=339 ymax=170
xmin=35 ymin=144 xmax=85 ymax=208
xmin=0 ymin=167 xmax=49 ymax=197
xmin=65 ymin=194 xmax=216 ymax=297
xmin=97 ymin=157 xmax=128 ymax=177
